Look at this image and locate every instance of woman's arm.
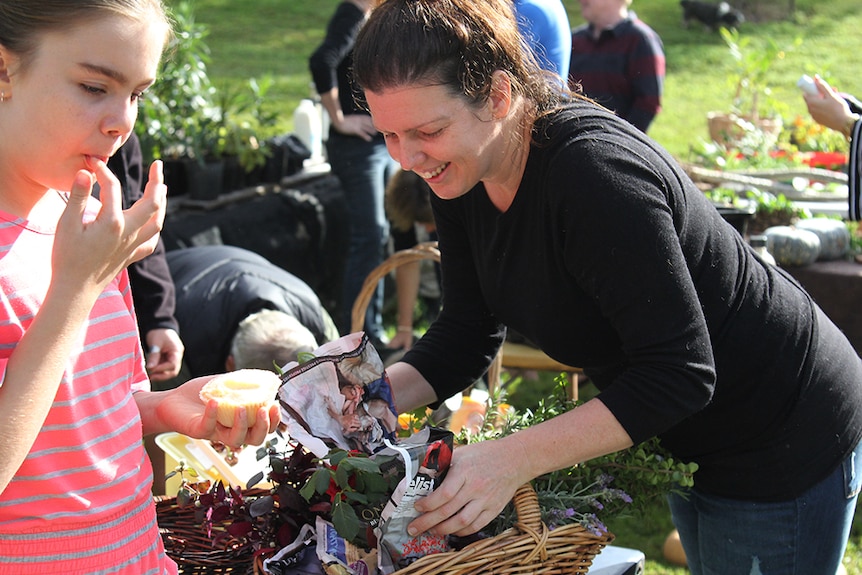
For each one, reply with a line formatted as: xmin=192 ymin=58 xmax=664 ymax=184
xmin=408 ymin=397 xmax=632 ymax=537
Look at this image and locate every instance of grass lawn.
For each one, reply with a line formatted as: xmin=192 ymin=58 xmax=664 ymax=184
xmin=171 ymin=1 xmax=862 ymax=572
xmin=176 ymin=0 xmax=862 ymax=159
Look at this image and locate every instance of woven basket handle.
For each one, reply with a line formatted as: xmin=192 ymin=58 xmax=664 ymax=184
xmin=350 ymin=242 xmax=441 ymax=333
xmin=349 ymin=240 xmax=502 ymax=393
xmin=512 ymin=483 xmax=543 ymax=533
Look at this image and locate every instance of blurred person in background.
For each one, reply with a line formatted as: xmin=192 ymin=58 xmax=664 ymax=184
xmin=309 ymin=0 xmax=399 ymax=349
xmin=801 ymin=74 xmax=862 ymax=220
xmin=163 ymin=244 xmax=338 ymax=385
xmin=568 ymin=0 xmax=664 ymax=132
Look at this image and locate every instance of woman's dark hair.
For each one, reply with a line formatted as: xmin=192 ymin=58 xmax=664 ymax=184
xmin=352 ymin=0 xmax=567 ymax=113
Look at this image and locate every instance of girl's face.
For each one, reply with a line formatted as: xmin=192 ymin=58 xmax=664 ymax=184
xmin=0 ymin=13 xmax=167 ymax=205
xmin=366 ymin=83 xmax=509 ymax=201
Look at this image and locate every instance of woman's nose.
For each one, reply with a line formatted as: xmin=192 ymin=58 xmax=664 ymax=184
xmin=395 ymin=139 xmax=425 ymax=172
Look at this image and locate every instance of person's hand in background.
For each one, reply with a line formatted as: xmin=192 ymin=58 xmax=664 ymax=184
xmin=145 ymin=327 xmax=184 ymax=381
xmin=803 ymin=75 xmax=858 ymax=135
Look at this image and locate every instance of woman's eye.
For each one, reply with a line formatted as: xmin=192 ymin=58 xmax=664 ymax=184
xmin=132 ymin=90 xmax=147 ymax=103
xmin=421 ymin=128 xmax=443 ymax=138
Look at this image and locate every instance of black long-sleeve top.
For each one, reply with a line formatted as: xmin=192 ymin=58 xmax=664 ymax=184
xmin=308 ymin=2 xmax=369 ymax=125
xmin=105 ymin=133 xmax=179 ymax=340
xmin=402 ymin=100 xmax=862 ymax=501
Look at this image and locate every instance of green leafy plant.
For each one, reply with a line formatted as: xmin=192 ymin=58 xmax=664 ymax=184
xmin=745 ymin=188 xmax=811 ymax=233
xmin=720 ymin=28 xmax=800 ymax=122
xmin=136 ymin=1 xmax=219 ymax=164
xmin=785 ymin=114 xmax=850 ymax=154
xmin=136 ymin=3 xmax=275 ymax=173
xmin=298 ymin=449 xmax=400 ymax=545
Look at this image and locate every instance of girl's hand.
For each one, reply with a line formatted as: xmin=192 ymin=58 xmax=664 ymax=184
xmin=153 ymin=376 xmax=281 ymax=449
xmin=53 ymin=159 xmax=166 ymax=297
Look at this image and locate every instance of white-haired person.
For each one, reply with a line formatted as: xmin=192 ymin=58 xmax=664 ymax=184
xmin=164 ymin=244 xmax=339 ymax=386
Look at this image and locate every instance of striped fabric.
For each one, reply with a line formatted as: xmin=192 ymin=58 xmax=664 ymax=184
xmin=0 ymin=202 xmax=177 ymax=574
xmin=568 ymin=13 xmax=665 ymax=133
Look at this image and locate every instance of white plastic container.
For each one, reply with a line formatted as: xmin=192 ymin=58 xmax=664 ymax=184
xmin=797 ymin=74 xmax=818 ymax=96
xmin=293 ymin=98 xmax=323 ymax=163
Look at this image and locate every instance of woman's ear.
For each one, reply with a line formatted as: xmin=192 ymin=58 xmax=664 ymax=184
xmin=489 ymin=70 xmax=513 ymax=119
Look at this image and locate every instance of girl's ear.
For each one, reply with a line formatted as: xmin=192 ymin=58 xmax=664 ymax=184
xmin=489 ymin=70 xmax=513 ymax=120
xmin=0 ymin=44 xmax=15 ymax=93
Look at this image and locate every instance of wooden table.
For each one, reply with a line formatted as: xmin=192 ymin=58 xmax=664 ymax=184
xmin=785 ymin=259 xmax=862 ymax=355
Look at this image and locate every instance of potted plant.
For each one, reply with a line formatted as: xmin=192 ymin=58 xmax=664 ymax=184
xmin=211 ymin=78 xmax=279 ymax=191
xmin=135 ymin=3 xmax=275 ymax=199
xmin=707 ymin=28 xmax=800 ymax=150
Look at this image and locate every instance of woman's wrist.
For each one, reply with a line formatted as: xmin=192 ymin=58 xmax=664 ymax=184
xmin=397 ymin=325 xmax=413 ymax=333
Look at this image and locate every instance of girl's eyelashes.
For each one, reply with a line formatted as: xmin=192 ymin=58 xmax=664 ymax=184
xmin=81 ymin=83 xmax=107 ymax=96
xmin=80 ymin=83 xmax=147 ymax=103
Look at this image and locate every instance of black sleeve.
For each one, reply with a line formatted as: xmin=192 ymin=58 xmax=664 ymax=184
xmin=308 ymin=3 xmax=363 ymax=95
xmin=109 ymin=135 xmax=180 ymax=338
xmin=849 ymin=118 xmax=862 ymax=221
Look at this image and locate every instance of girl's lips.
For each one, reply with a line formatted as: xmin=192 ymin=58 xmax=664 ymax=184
xmin=83 ymin=155 xmax=109 ymax=172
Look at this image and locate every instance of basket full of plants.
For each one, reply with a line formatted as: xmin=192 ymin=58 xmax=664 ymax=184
xmin=155 ymin=333 xmax=697 ymax=575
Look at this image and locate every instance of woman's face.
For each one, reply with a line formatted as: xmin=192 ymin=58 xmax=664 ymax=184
xmin=366 ymin=83 xmax=507 ymax=201
xmin=0 ymin=13 xmax=167 ymax=201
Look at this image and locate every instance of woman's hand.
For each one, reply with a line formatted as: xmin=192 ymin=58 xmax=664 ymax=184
xmin=407 ymin=436 xmax=531 ymax=537
xmin=404 ymin=399 xmax=634 ymax=538
xmin=333 ymin=113 xmax=380 ymax=141
xmin=144 ymin=328 xmax=185 ymax=381
xmin=803 ymin=76 xmax=854 ymax=133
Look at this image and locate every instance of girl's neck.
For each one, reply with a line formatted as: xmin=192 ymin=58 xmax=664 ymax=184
xmin=0 ymin=185 xmax=67 ymax=223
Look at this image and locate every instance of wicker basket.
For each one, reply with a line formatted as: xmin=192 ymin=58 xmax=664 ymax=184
xmin=158 ymin=482 xmax=613 ymax=575
xmin=155 ymin=488 xmax=271 ymax=575
xmin=158 ymin=241 xmax=612 ymax=572
xmin=386 ymin=483 xmax=614 ymax=575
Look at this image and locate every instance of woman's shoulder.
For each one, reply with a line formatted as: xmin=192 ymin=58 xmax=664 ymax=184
xmin=534 ymin=100 xmax=642 ymax=157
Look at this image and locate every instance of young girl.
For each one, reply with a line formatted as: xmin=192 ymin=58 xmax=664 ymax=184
xmin=0 ymin=2 xmax=278 ymax=573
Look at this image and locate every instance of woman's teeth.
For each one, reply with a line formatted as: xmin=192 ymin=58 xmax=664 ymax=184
xmin=419 ymin=163 xmax=448 ymax=179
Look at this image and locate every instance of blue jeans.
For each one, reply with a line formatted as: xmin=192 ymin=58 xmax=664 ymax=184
xmin=327 ymin=132 xmax=398 ymax=342
xmin=668 ymin=438 xmax=862 ymax=575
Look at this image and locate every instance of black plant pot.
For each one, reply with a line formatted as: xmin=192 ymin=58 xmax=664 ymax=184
xmin=186 ymin=159 xmax=224 ymax=201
